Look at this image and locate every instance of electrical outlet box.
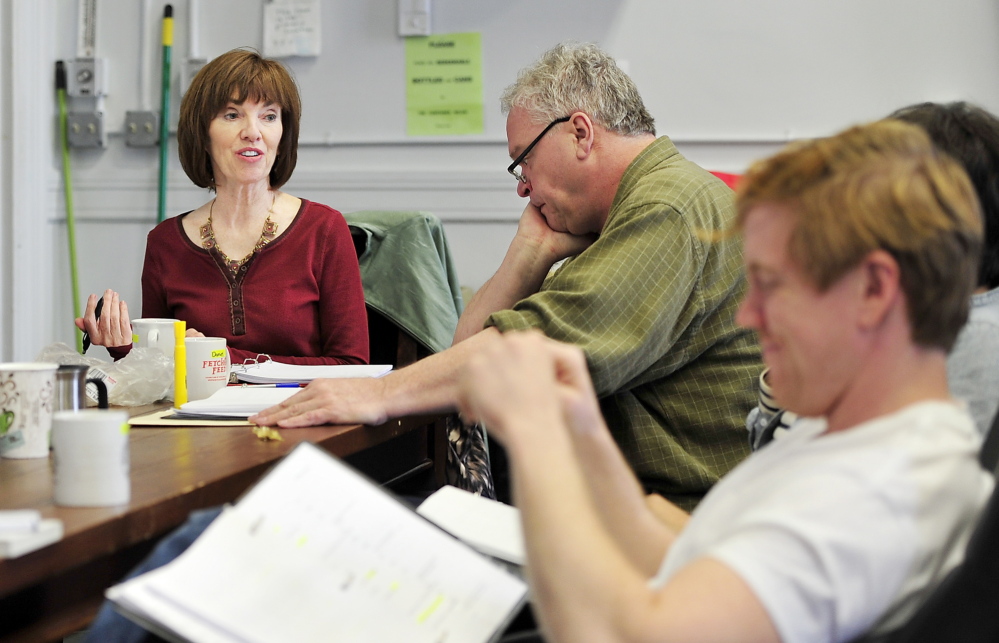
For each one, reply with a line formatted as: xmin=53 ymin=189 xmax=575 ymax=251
xmin=181 ymin=58 xmax=208 ymax=96
xmin=65 ymin=58 xmax=108 ymax=97
xmin=67 ymin=111 xmax=106 ymax=148
xmin=124 ymin=110 xmax=159 ymax=147
xmin=398 ymin=0 xmax=431 ymax=36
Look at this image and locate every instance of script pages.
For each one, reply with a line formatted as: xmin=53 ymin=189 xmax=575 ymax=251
xmin=417 ymin=485 xmax=526 ymax=566
xmin=107 ymin=443 xmax=528 ymax=643
xmin=176 ymin=387 xmax=300 ymax=419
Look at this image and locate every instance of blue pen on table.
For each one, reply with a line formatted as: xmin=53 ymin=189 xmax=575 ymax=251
xmin=240 ymin=383 xmax=301 ymax=388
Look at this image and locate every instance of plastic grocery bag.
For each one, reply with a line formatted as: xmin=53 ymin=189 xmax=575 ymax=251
xmin=36 ymin=342 xmax=174 ymax=406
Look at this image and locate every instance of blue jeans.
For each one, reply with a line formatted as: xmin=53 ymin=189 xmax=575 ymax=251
xmin=85 ymin=506 xmax=223 ymax=643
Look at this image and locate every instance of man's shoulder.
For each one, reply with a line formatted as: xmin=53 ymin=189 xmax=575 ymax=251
xmin=626 ymin=137 xmax=715 ymax=183
xmin=612 ymin=136 xmax=735 ymax=223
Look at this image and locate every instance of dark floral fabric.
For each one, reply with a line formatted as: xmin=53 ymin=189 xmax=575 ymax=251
xmin=445 ymin=413 xmax=495 ymax=499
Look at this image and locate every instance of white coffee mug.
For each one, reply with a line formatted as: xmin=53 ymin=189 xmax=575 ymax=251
xmin=131 ymin=318 xmax=180 ymax=357
xmin=0 ymin=362 xmax=58 ymax=459
xmin=185 ymin=337 xmax=231 ymax=401
xmin=51 ymin=409 xmax=130 ymax=507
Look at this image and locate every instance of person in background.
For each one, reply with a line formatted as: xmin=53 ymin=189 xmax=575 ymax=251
xmin=747 ymin=102 xmax=999 ymax=448
xmin=74 ymin=48 xmax=369 ymax=366
xmin=890 ymin=101 xmax=999 ymax=437
xmin=252 ymin=41 xmax=761 ymax=510
xmin=461 ymin=120 xmax=993 ymax=643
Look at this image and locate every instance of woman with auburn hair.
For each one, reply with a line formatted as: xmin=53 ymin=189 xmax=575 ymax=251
xmin=75 ymin=49 xmax=369 ymax=366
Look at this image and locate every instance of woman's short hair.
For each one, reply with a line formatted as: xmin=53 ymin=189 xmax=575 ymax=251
xmin=178 ymin=48 xmax=301 ymax=190
xmin=500 ymin=41 xmax=655 ymax=136
xmin=736 ymin=120 xmax=983 ymax=352
xmin=890 ymin=101 xmax=999 ymax=290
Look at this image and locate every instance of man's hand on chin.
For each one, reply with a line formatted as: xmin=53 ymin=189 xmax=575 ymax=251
xmin=517 ymin=203 xmax=598 ymax=263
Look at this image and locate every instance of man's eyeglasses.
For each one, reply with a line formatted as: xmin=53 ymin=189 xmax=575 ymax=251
xmin=507 ymin=116 xmax=571 ymax=183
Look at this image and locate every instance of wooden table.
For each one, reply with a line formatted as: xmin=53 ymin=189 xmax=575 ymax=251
xmin=0 ymin=409 xmax=446 ymax=643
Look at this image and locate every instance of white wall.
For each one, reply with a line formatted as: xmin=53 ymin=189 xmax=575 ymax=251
xmin=0 ymin=1 xmax=9 ymax=362
xmin=4 ymin=0 xmax=999 ymax=361
xmin=3 ymin=0 xmax=58 ymax=362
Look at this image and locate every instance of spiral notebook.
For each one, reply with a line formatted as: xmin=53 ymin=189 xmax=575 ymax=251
xmin=232 ymin=360 xmax=392 ymax=384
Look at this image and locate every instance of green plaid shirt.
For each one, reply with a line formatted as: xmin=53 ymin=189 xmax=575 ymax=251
xmin=487 ymin=137 xmax=761 ymax=510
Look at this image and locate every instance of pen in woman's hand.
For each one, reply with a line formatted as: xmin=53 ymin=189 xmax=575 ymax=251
xmin=81 ymin=295 xmax=104 ymax=353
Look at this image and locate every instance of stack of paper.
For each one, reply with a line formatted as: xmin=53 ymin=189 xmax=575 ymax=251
xmin=176 ymin=387 xmax=299 ymax=419
xmin=417 ymin=486 xmax=525 ymax=566
xmin=0 ymin=510 xmax=63 ymax=558
xmin=107 ymin=443 xmax=527 ymax=643
xmin=233 ymin=361 xmax=392 ymax=384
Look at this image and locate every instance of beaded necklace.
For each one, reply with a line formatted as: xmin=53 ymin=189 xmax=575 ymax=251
xmin=200 ymin=193 xmax=279 ymax=274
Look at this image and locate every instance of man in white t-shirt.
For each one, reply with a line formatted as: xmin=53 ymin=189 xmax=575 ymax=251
xmin=459 ymin=120 xmax=995 ymax=643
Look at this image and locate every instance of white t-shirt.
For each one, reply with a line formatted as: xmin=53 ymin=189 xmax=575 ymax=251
xmin=651 ymin=401 xmax=993 ymax=643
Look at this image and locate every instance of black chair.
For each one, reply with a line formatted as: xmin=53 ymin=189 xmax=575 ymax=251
xmin=977 ymin=404 xmax=999 ymax=473
xmin=874 ymin=480 xmax=999 ymax=642
xmin=872 ymin=406 xmax=999 ymax=643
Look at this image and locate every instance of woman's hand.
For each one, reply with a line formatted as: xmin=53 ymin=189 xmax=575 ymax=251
xmin=74 ymin=289 xmax=132 ymax=348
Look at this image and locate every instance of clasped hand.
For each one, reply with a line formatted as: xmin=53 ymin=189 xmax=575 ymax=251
xmin=456 ymin=330 xmax=606 ymax=445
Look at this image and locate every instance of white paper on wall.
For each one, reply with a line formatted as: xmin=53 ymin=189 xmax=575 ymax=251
xmin=263 ymin=0 xmax=321 ymax=58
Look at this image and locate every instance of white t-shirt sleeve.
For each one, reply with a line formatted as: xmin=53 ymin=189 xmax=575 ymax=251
xmin=707 ymin=466 xmax=916 ymax=643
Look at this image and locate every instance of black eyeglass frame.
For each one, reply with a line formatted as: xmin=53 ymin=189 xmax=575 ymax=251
xmin=507 ymin=115 xmax=571 ymax=183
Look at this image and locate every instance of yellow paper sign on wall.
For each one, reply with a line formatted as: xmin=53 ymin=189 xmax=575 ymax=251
xmin=406 ymin=32 xmax=484 ymax=136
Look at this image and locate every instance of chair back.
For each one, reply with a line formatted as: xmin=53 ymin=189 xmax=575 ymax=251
xmin=345 ymin=210 xmax=464 ymax=367
xmin=978 ymin=407 xmax=999 ymax=473
xmin=875 ymin=477 xmax=999 ymax=642
xmin=873 ymin=409 xmax=999 ymax=643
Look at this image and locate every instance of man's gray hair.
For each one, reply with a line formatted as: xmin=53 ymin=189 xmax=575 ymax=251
xmin=500 ymin=42 xmax=655 ymax=137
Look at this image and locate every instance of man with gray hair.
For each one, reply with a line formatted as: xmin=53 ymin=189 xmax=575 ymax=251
xmin=459 ymin=119 xmax=992 ymax=643
xmin=254 ymin=41 xmax=760 ymax=508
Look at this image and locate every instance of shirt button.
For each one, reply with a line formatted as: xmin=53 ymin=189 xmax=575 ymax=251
xmin=233 ymin=300 xmax=239 ymax=306
xmin=235 ymin=317 xmax=241 ymax=324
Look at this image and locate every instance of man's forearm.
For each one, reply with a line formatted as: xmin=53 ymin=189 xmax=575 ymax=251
xmin=453 ymin=235 xmax=559 ymax=344
xmin=505 ymin=412 xmax=647 ymax=642
xmin=569 ymin=421 xmax=678 ymax=574
xmin=384 ymin=327 xmax=504 ymax=417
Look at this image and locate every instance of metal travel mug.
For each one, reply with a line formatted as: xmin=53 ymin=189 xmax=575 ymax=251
xmin=55 ymin=364 xmax=109 ymax=411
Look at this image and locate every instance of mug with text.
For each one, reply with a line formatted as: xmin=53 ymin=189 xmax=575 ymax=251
xmin=185 ymin=337 xmax=231 ymax=401
xmin=131 ymin=318 xmax=180 ymax=358
xmin=0 ymin=362 xmax=57 ymax=459
xmin=51 ymin=409 xmax=130 ymax=506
